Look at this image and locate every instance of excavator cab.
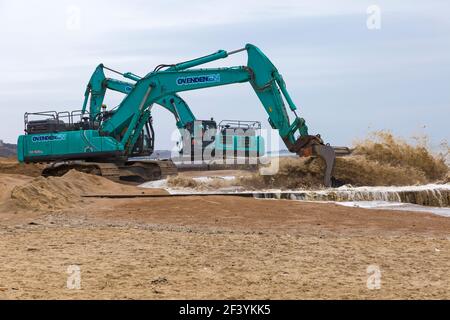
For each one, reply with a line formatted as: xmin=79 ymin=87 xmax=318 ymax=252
xmin=130 ymin=117 xmax=155 ymax=157
xmin=179 ymin=119 xmax=217 ymax=161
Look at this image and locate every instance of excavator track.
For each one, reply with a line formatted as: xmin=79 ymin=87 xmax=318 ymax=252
xmin=42 ymin=159 xmax=177 ymax=184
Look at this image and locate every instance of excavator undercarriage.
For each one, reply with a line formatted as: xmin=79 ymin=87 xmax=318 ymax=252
xmin=41 ymin=160 xmax=177 ymax=183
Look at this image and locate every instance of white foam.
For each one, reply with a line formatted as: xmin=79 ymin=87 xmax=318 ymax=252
xmin=139 ymin=178 xmax=168 ymax=189
xmin=335 ymin=201 xmax=450 ymax=217
xmin=334 ymin=183 xmax=450 ymax=192
xmin=192 ymin=176 xmax=236 ymax=183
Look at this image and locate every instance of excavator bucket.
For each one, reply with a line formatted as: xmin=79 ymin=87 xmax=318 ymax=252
xmin=287 ymin=135 xmax=338 ymax=188
xmin=312 ymin=144 xmax=336 ymax=187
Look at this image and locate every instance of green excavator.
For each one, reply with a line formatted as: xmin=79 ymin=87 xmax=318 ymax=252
xmin=17 ymin=44 xmax=342 ymax=186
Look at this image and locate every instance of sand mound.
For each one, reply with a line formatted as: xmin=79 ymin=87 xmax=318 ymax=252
xmin=5 ymin=170 xmax=135 ymax=212
xmin=0 ymin=157 xmax=44 ymax=177
xmin=238 ymin=132 xmax=449 ymax=189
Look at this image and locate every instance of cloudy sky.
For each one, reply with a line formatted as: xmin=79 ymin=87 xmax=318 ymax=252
xmin=0 ymin=0 xmax=449 ymax=151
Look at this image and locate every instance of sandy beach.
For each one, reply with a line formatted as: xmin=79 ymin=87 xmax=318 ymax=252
xmin=0 ymin=169 xmax=449 ymax=299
